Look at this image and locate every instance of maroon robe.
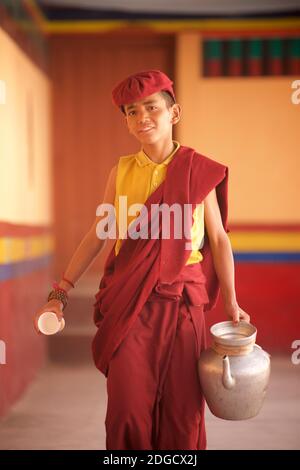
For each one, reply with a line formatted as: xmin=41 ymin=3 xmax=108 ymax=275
xmin=104 ymin=263 xmax=208 ymax=450
xmin=92 ymin=145 xmax=229 ymax=378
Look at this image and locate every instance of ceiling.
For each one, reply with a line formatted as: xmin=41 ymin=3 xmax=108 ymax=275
xmin=37 ymin=0 xmax=300 ymax=17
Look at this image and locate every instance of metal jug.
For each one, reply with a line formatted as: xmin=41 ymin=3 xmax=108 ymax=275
xmin=198 ymin=320 xmax=271 ymax=420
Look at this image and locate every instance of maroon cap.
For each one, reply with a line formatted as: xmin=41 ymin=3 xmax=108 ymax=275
xmin=111 ymin=69 xmax=175 ymax=109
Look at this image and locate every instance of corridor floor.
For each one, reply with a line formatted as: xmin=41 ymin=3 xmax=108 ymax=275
xmin=0 ymin=356 xmax=299 ymax=450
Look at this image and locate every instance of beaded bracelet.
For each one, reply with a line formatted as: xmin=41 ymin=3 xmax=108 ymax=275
xmin=52 ymin=281 xmax=69 ymax=296
xmin=47 ymin=289 xmax=68 ymax=311
xmin=47 ymin=282 xmax=69 ymax=311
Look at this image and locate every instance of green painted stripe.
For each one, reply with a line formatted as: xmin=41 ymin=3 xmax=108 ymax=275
xmin=228 ymin=39 xmax=242 ymax=58
xmin=268 ymin=38 xmax=283 ymax=58
xmin=205 ymin=40 xmax=223 ymax=59
xmin=248 ymin=38 xmax=262 ymax=58
xmin=289 ymin=38 xmax=300 ymax=58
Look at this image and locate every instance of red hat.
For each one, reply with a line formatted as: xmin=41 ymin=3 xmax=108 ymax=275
xmin=111 ymin=69 xmax=175 ymax=109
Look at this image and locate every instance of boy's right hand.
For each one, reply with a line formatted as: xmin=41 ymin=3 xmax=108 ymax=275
xmin=33 ymin=299 xmax=64 ymax=335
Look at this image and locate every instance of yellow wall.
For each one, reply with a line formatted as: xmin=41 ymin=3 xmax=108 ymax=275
xmin=175 ymin=33 xmax=300 ymax=223
xmin=0 ymin=28 xmax=52 ymax=225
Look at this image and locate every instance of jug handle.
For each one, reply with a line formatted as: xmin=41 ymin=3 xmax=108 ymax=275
xmin=222 ymin=355 xmax=236 ymax=390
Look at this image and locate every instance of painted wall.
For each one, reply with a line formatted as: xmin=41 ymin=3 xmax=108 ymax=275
xmin=176 ymin=33 xmax=300 ymax=222
xmin=175 ymin=32 xmax=300 ymax=354
xmin=50 ymin=34 xmax=175 ymax=277
xmin=0 ymin=27 xmax=53 ymax=418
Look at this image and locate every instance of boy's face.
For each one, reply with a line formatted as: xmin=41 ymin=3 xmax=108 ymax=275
xmin=123 ymin=92 xmax=181 ymax=145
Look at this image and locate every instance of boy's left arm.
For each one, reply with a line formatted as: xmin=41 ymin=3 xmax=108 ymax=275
xmin=203 ymin=187 xmax=250 ymax=324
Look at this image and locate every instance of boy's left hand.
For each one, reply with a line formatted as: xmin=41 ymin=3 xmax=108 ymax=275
xmin=224 ymin=302 xmax=251 ymax=325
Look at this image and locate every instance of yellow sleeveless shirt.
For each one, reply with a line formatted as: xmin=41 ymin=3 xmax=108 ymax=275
xmin=114 ymin=141 xmax=204 ymax=265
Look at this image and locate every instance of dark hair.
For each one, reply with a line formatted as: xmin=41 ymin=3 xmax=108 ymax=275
xmin=160 ymin=90 xmax=176 ymax=108
xmin=121 ymin=90 xmax=176 ymax=115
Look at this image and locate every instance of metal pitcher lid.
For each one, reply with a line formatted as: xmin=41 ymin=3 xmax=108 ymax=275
xmin=210 ymin=320 xmax=257 ymax=348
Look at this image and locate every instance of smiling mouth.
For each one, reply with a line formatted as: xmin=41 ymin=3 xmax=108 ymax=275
xmin=138 ymin=128 xmax=154 ymax=134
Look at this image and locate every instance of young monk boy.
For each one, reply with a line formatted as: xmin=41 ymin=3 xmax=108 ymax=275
xmin=34 ymin=70 xmax=250 ymax=450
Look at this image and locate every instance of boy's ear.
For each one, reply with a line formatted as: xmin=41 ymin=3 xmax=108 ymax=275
xmin=171 ymin=103 xmax=181 ymax=125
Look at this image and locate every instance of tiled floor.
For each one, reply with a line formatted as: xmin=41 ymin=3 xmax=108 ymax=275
xmin=0 ymin=356 xmax=299 ymax=450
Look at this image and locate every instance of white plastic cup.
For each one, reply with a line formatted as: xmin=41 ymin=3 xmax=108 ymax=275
xmin=37 ymin=311 xmax=65 ymax=335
